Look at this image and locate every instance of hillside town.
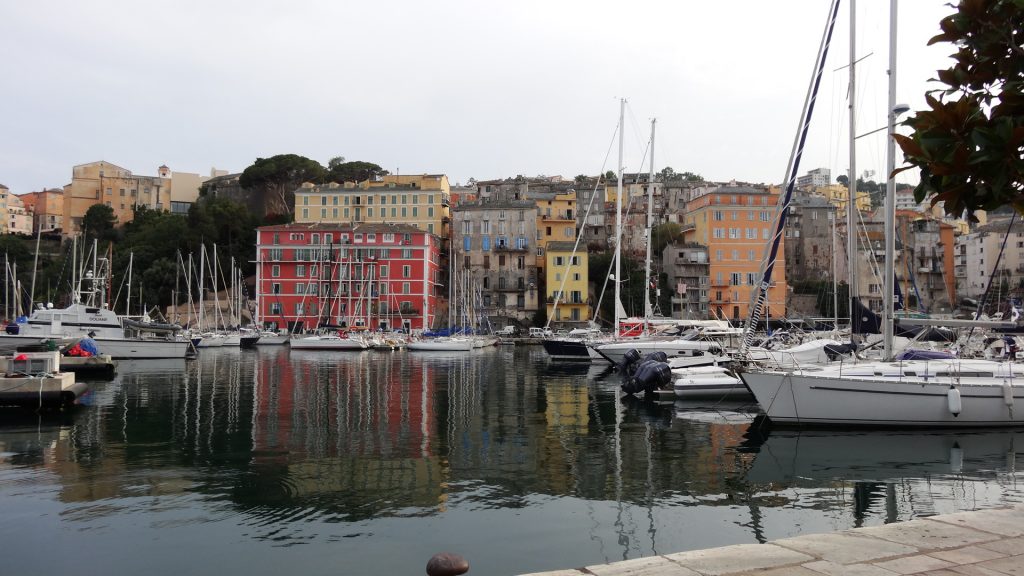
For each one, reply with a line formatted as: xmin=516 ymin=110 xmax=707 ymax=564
xmin=0 ymin=159 xmax=1010 ymax=333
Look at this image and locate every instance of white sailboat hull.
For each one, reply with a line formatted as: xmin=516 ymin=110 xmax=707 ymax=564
xmin=741 ymin=360 xmax=1024 ymax=427
xmin=406 ymin=338 xmax=473 ymax=352
xmin=596 ymin=338 xmax=723 ymax=365
xmin=290 ymin=335 xmax=368 ymax=350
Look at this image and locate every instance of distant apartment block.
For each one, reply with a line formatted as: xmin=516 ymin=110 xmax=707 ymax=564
xmin=18 ymin=189 xmax=63 ymax=232
xmin=797 ymin=167 xmax=831 ymax=189
xmin=6 ymin=194 xmax=32 ymax=236
xmin=545 ymin=241 xmax=589 ymax=325
xmin=254 ymin=222 xmax=442 ymax=333
xmin=683 ymin=183 xmax=787 ymax=322
xmin=452 ymin=199 xmax=540 ymax=325
xmin=62 ymin=161 xmax=172 ymax=236
xmin=294 ymin=174 xmax=452 ymax=238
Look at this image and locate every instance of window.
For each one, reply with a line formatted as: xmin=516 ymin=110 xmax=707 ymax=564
xmin=760 ymin=211 xmax=770 ymax=221
xmin=296 ymin=265 xmax=306 ymax=278
xmin=573 ymin=273 xmax=581 ymax=281
xmin=571 ymin=256 xmax=579 ymax=265
xmin=565 ymin=227 xmax=574 ymax=237
xmin=295 ymin=303 xmax=305 ymax=315
xmin=272 ymin=283 xmax=281 ymax=294
xmin=716 ymin=249 xmax=723 ymax=260
xmin=310 ymin=265 xmax=318 ymax=277
xmin=402 ymin=282 xmax=410 ymax=294
xmin=555 ymin=256 xmax=565 ymax=266
xmin=746 ymin=228 xmax=757 ymax=239
xmin=482 ymin=236 xmax=491 ymax=251
xmin=464 ymin=236 xmax=471 ymax=251
xmin=731 ymin=272 xmax=742 ymax=285
xmin=270 ymin=302 xmax=281 ymax=314
xmin=762 ymin=228 xmax=771 ymax=240
xmin=713 ymin=228 xmax=724 ymax=239
xmin=380 ymin=265 xmax=388 ymax=278
xmin=403 ymin=265 xmax=411 ymax=278
xmin=296 ymin=284 xmax=306 ymax=294
xmin=747 ymin=272 xmax=758 ymax=285
xmin=729 ymin=228 xmax=739 ymax=239
xmin=271 ymin=265 xmax=280 ymax=278
xmin=713 ymin=210 xmax=723 ymax=221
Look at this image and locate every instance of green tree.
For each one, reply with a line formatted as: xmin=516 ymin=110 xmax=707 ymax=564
xmin=658 ymin=166 xmax=677 ymax=181
xmin=894 ymin=0 xmax=1024 ymax=219
xmin=680 ymin=171 xmax=704 ymax=182
xmin=604 ymin=170 xmax=617 ymax=182
xmin=239 ymin=154 xmax=326 ymax=216
xmin=326 ymin=160 xmax=388 ymax=183
xmin=651 ymin=222 xmax=683 ymax=256
xmin=81 ymin=204 xmax=118 ymax=244
xmin=837 ymin=174 xmax=849 ymax=187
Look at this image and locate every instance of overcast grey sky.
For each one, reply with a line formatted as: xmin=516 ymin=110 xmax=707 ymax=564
xmin=0 ymin=0 xmax=955 ymax=195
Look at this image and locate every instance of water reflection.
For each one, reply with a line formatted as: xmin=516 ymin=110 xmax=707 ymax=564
xmin=0 ymin=348 xmax=1022 ymax=575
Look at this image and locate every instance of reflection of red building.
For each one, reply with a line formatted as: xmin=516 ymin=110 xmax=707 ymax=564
xmin=255 ymin=222 xmax=442 ymax=332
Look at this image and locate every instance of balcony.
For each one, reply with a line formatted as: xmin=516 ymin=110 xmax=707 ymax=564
xmin=493 ymin=243 xmax=528 ymax=252
xmin=540 ymin=212 xmax=574 ymax=222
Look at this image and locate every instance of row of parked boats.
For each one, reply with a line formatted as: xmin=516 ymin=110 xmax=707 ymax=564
xmin=542 ymin=315 xmax=1024 ymax=428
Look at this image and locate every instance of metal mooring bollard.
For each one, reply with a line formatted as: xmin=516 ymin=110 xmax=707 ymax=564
xmin=426 ymin=552 xmax=469 ymax=576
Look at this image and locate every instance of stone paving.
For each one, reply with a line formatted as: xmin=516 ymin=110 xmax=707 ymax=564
xmin=520 ymin=505 xmax=1024 ymax=576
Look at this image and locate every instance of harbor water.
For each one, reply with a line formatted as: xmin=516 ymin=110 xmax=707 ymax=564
xmin=1 ymin=346 xmax=1023 ymax=575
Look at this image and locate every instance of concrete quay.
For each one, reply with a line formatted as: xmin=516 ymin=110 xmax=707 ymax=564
xmin=521 ymin=505 xmax=1024 ymax=576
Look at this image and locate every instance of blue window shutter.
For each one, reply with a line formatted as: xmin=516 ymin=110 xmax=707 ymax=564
xmin=464 ymin=236 xmax=471 ymax=251
xmin=483 ymin=236 xmax=490 ymax=251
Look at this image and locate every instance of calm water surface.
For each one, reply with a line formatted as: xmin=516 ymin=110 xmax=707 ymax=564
xmin=2 ymin=346 xmax=1023 ymax=575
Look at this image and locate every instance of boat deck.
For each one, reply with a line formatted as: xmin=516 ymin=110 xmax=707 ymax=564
xmin=521 ymin=505 xmax=1024 ymax=575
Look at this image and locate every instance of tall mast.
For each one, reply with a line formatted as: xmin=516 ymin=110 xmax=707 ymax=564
xmin=882 ymin=0 xmax=899 ymax=359
xmin=643 ymin=118 xmax=657 ymax=331
xmin=846 ymin=0 xmax=859 ymax=328
xmin=614 ymin=98 xmax=625 ymax=337
xmin=29 ymin=225 xmax=41 ymax=312
xmin=199 ymin=244 xmax=206 ymax=331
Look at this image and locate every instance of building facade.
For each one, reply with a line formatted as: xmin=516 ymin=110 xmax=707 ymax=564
xmin=545 ymin=241 xmax=589 ymax=326
xmin=661 ymin=243 xmax=710 ymax=319
xmin=18 ymin=189 xmax=63 ymax=232
xmin=62 ymin=161 xmax=171 ymax=236
xmin=683 ymin=183 xmax=788 ymax=322
xmin=254 ymin=222 xmax=442 ymax=333
xmin=6 ymin=194 xmax=32 ymax=236
xmin=294 ymin=174 xmax=451 ymax=238
xmin=0 ymin=184 xmax=7 ymax=234
xmin=451 ymin=199 xmax=540 ymax=326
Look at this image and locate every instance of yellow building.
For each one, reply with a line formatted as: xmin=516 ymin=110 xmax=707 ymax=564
xmin=294 ymin=174 xmax=451 ymax=237
xmin=535 ymin=190 xmax=577 ymax=268
xmin=603 ymin=175 xmax=654 ymax=203
xmin=683 ymin=184 xmax=787 ymax=322
xmin=814 ymin=183 xmax=871 ymax=217
xmin=62 ymin=161 xmax=171 ymax=236
xmin=545 ymin=241 xmax=589 ymax=324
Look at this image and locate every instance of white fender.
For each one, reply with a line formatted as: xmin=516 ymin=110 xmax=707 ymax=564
xmin=1004 ymin=380 xmax=1015 ymax=408
xmin=948 ymin=386 xmax=962 ymax=417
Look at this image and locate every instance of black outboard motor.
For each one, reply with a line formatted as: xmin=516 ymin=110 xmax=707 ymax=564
xmin=620 ymin=349 xmax=643 ymax=373
xmin=823 ymin=342 xmax=858 ymax=361
xmin=622 ymin=360 xmax=673 ymax=395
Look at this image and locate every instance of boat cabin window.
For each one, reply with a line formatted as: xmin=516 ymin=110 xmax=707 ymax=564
xmin=936 ymin=371 xmax=994 ymax=378
xmin=86 ymin=308 xmax=100 ymax=313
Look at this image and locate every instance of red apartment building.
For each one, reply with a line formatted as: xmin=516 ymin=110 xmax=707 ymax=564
xmin=255 ymin=222 xmax=442 ymax=332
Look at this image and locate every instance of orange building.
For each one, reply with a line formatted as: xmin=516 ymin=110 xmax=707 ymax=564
xmin=19 ymin=188 xmax=64 ymax=232
xmin=683 ymin=184 xmax=787 ymax=322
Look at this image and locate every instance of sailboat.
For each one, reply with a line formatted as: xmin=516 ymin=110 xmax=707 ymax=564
xmin=740 ymin=0 xmax=1024 ymax=427
xmin=588 ymin=108 xmax=733 ymax=368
